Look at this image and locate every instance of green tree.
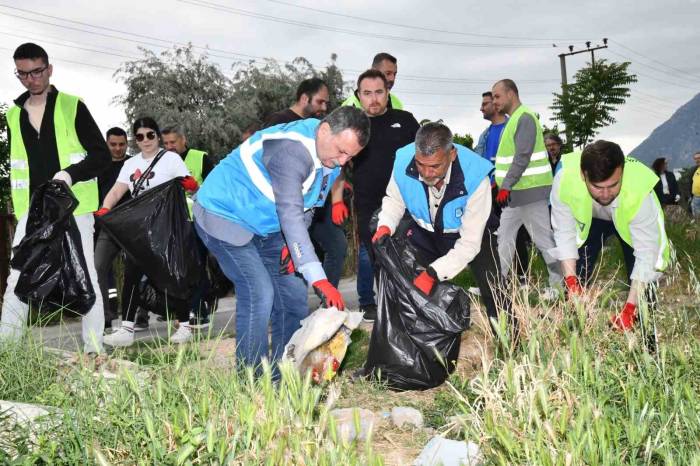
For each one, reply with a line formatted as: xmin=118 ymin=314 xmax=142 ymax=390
xmin=453 ymin=133 xmax=474 ymax=150
xmin=115 ymin=45 xmax=237 ymax=159
xmin=116 ymin=45 xmax=347 ymax=160
xmin=550 ymin=59 xmax=637 ymax=148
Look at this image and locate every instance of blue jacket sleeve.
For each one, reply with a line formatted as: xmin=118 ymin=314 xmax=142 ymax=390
xmin=263 ymin=139 xmax=326 ymax=284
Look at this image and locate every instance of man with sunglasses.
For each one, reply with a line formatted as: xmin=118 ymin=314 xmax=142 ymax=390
xmin=1 ymin=43 xmax=110 ymax=354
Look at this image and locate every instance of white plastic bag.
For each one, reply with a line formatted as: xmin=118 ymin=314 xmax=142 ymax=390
xmin=283 ymin=307 xmax=363 ymax=382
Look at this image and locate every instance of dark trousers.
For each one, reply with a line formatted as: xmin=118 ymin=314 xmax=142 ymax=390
xmin=409 ymin=224 xmax=513 ymax=330
xmin=309 ymin=199 xmax=347 ymax=288
xmin=577 ymin=218 xmax=636 ymax=284
xmin=577 ymin=218 xmax=657 ymax=306
xmin=94 ymin=230 xmax=121 ymax=321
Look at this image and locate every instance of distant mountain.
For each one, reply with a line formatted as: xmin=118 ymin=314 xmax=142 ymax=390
xmin=630 ymin=92 xmax=700 ymax=170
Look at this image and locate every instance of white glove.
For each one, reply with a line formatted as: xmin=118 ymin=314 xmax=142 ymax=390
xmin=675 ymin=194 xmax=681 ymax=203
xmin=53 ymin=170 xmax=72 ymax=187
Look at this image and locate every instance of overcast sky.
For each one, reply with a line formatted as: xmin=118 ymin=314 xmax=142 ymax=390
xmin=2 ymin=0 xmax=699 ymax=155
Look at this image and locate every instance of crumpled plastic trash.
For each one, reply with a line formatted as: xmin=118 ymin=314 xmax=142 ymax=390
xmin=283 ymin=307 xmax=363 ymax=383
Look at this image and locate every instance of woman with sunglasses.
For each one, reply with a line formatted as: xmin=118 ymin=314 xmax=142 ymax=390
xmin=97 ymin=117 xmax=199 ymax=347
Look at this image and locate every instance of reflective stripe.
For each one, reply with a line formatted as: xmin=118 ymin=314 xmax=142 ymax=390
xmin=495 ymin=150 xmax=548 ymax=165
xmin=10 ymin=159 xmax=27 ymax=169
xmin=655 ymin=202 xmax=669 ymax=270
xmin=443 ymin=227 xmax=460 ymax=234
xmin=11 ymin=179 xmax=29 ymax=189
xmin=495 ymin=164 xmax=552 ymax=179
xmin=239 ymin=130 xmax=319 ymax=202
xmin=413 ymin=216 xmax=434 ymax=232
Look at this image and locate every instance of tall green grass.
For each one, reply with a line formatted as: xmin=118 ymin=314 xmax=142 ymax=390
xmin=0 ymin=337 xmax=382 ymax=465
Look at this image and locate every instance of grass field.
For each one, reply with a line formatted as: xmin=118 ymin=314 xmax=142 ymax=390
xmin=1 ymin=210 xmax=698 ymax=464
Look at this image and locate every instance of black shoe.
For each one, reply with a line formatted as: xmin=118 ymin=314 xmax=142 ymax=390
xmin=360 ymin=304 xmax=377 ymax=322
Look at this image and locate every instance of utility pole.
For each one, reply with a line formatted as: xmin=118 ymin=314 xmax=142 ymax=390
xmin=557 ymin=38 xmax=608 ymax=145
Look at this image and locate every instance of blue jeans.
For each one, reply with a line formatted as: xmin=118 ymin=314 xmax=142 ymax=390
xmin=356 ymin=243 xmax=375 ymax=306
xmin=692 ymin=196 xmax=700 ymax=218
xmin=194 ymin=222 xmax=309 ymax=368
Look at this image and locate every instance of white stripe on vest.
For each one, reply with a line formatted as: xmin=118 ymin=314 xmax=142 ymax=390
xmin=239 ymin=130 xmax=320 ymax=202
xmin=494 ymin=163 xmax=551 ymax=179
xmin=495 ymin=150 xmax=547 ymax=165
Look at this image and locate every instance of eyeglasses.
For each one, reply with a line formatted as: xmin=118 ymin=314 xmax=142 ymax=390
xmin=15 ymin=66 xmax=48 ymax=80
xmin=135 ymin=131 xmax=157 ymax=142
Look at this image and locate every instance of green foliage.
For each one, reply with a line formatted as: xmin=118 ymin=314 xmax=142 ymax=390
xmin=453 ymin=133 xmax=474 ymax=150
xmin=551 ymin=59 xmax=637 ymax=148
xmin=115 ymin=45 xmax=347 ymax=161
xmin=0 ymin=103 xmax=9 ymax=210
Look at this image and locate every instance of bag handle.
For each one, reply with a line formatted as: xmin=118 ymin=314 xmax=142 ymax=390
xmin=133 ymin=149 xmax=166 ymax=196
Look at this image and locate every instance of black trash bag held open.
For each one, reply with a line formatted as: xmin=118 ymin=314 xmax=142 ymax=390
xmin=364 ymin=235 xmax=470 ymax=390
xmin=10 ymin=180 xmax=95 ymax=315
xmin=96 ymin=179 xmax=201 ymax=308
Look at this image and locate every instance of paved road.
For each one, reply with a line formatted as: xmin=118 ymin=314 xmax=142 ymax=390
xmin=32 ymin=277 xmax=363 ymax=351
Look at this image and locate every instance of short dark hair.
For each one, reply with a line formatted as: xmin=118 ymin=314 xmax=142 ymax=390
xmin=482 ymin=91 xmax=493 ymax=98
xmin=296 ymin=78 xmax=328 ymax=102
xmin=13 ymin=42 xmax=49 ymax=65
xmin=356 ymin=69 xmax=388 ymax=90
xmin=544 ymin=133 xmax=563 ymax=146
xmin=161 ymin=125 xmax=184 ymax=137
xmin=372 ymin=52 xmax=397 ymax=67
xmin=580 ymin=140 xmax=625 ymax=182
xmin=132 ymin=117 xmax=161 ymax=140
xmin=322 ymin=106 xmax=371 ymax=148
xmin=651 ymin=157 xmax=667 ymax=175
xmin=415 ymin=122 xmax=454 ymax=156
xmin=106 ymin=127 xmax=127 ymax=139
xmin=495 ymin=79 xmax=519 ymax=96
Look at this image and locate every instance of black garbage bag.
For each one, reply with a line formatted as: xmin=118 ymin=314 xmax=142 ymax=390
xmin=364 ymin=235 xmax=470 ymax=390
xmin=206 ymin=252 xmax=233 ymax=299
xmin=97 ymin=179 xmax=201 ymax=301
xmin=139 ymin=278 xmax=189 ymax=318
xmin=10 ymin=181 xmax=95 ymax=315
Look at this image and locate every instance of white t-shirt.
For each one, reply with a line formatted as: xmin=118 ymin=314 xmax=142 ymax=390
xmin=117 ymin=150 xmax=190 ymax=196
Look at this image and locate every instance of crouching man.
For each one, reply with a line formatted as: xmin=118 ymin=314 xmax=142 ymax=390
xmin=551 ymin=140 xmax=669 ymax=330
xmin=373 ymin=122 xmax=512 ymax=333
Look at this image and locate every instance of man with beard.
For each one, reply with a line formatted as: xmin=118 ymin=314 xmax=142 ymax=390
xmin=551 ymin=140 xmax=669 ymax=331
xmin=351 ymin=69 xmax=419 ymax=321
xmin=343 ymin=53 xmax=403 ymax=110
xmin=545 ymin=133 xmax=564 ymax=174
xmin=263 ymin=78 xmax=330 ymax=127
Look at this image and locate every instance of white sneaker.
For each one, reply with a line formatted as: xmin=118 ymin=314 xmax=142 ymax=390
xmin=541 ymin=287 xmax=560 ymax=302
xmin=103 ymin=325 xmax=135 ymax=347
xmin=170 ymin=325 xmax=193 ymax=344
xmin=467 ymin=287 xmax=482 ymax=296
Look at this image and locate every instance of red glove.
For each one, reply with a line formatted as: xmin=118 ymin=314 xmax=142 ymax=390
xmin=495 ymin=188 xmax=511 ymax=206
xmin=180 ymin=176 xmax=199 ymax=192
xmin=94 ymin=207 xmax=110 ymax=217
xmin=611 ymin=302 xmax=637 ymax=332
xmin=413 ymin=270 xmax=437 ymax=296
xmin=312 ymin=279 xmax=345 ymax=310
xmin=564 ymin=275 xmax=583 ymax=297
xmin=331 ymin=201 xmax=349 ymax=225
xmin=371 ymin=226 xmax=391 ymax=244
xmin=279 ymin=245 xmax=295 ymax=275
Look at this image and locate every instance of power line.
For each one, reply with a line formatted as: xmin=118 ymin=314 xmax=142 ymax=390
xmin=262 ymin=0 xmax=586 ymax=42
xmin=177 ymin=0 xmax=553 ymax=49
xmin=0 ymin=30 xmax=139 ymax=60
xmin=0 ymin=45 xmax=115 ymax=72
xmin=0 ymin=6 xmax=558 ymax=87
xmin=606 ymin=49 xmax=700 ymax=86
xmin=611 ymin=39 xmax=700 ymax=81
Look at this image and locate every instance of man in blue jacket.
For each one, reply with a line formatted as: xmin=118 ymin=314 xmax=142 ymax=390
xmin=193 ymin=107 xmax=370 ymax=368
xmin=373 ymin=122 xmax=513 ymax=337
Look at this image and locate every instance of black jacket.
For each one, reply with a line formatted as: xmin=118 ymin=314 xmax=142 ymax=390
xmin=653 ymin=170 xmax=679 ymax=205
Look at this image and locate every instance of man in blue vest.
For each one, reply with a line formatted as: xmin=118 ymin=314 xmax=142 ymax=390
xmin=193 ymin=107 xmax=370 ymax=369
xmin=373 ymin=122 xmax=513 ymax=336
xmin=1 ymin=43 xmax=110 ymax=353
